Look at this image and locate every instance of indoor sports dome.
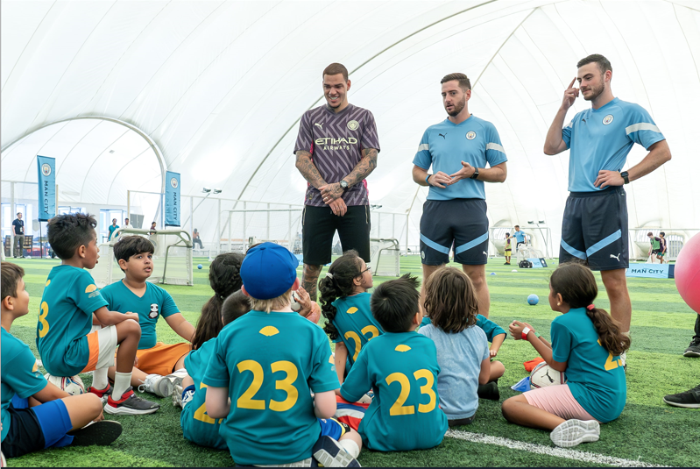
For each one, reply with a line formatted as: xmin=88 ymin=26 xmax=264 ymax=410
xmin=3 ymin=0 xmax=700 ymax=258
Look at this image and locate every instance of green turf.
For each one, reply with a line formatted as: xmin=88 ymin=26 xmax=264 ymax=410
xmin=6 ymin=256 xmax=700 ymax=467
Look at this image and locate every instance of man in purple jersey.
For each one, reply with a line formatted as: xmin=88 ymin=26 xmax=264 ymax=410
xmin=294 ymin=63 xmax=380 ymax=300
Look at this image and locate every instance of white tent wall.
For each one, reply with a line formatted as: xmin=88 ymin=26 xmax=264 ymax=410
xmin=2 ymin=0 xmax=699 ymax=255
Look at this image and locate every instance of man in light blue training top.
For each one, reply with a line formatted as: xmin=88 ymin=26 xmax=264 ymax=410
xmin=412 ymin=73 xmax=508 ymax=318
xmin=511 ymin=225 xmax=528 ymax=252
xmin=543 ymin=53 xmax=672 ymax=364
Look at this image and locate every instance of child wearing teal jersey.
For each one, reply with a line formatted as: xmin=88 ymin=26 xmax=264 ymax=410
xmin=341 ymin=274 xmax=448 ymax=452
xmin=319 ymin=250 xmax=383 ymax=384
xmin=203 ymin=243 xmax=363 ymax=466
xmin=419 ymin=268 xmax=505 ymax=423
xmin=2 ymin=262 xmax=122 ymax=458
xmin=177 ymin=252 xmax=245 ymax=450
xmin=504 ymin=263 xmax=630 ymax=448
xmin=100 ymin=236 xmax=196 ymax=398
xmin=37 ymin=213 xmax=159 ymax=415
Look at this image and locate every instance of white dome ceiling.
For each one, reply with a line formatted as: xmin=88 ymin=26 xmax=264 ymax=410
xmin=3 ymin=0 xmax=699 ymax=248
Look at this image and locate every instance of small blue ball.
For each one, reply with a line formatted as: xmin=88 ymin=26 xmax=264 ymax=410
xmin=197 ymin=264 xmax=203 ymax=269
xmin=527 ymin=294 xmax=539 ymax=305
xmin=490 ymin=272 xmax=496 ymax=275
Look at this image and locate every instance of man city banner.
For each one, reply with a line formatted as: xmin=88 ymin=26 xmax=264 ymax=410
xmin=165 ymin=171 xmax=181 ymax=227
xmin=626 ymin=263 xmax=673 ymax=279
xmin=37 ymin=156 xmax=56 ymax=221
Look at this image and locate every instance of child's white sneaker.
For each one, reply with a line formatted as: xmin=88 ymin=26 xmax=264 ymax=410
xmin=313 ymin=436 xmax=361 ymax=467
xmin=550 ymin=419 xmax=600 ymax=447
xmin=165 ymin=368 xmax=188 ymax=388
xmin=138 ymin=374 xmax=174 ymax=398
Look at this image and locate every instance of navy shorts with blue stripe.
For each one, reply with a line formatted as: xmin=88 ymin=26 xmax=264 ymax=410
xmin=559 ymin=186 xmax=628 ymax=271
xmin=419 ymin=198 xmax=489 ymax=266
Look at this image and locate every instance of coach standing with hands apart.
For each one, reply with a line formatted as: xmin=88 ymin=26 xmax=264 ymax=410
xmin=12 ymin=212 xmax=25 ymax=258
xmin=294 ymin=63 xmax=380 ymax=301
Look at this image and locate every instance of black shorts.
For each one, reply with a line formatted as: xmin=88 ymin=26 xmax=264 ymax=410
xmin=419 ymin=199 xmax=489 ymax=266
xmin=1 ymin=399 xmax=74 ymax=458
xmin=559 ymin=187 xmax=628 ymax=271
xmin=302 ymin=205 xmax=371 ymax=266
xmin=651 ymin=249 xmax=661 ymax=255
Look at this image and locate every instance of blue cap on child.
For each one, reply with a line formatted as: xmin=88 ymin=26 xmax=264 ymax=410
xmin=241 ymin=242 xmax=299 ymax=300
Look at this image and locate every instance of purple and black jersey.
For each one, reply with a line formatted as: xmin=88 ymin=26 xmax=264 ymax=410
xmin=294 ymin=104 xmax=380 ymax=207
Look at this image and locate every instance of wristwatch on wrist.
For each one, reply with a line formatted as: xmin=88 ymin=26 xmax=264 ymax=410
xmin=521 ymin=327 xmax=531 ymax=341
xmin=620 ymin=171 xmax=629 ymax=184
xmin=339 ymin=180 xmax=349 ymax=191
xmin=470 ymin=167 xmax=480 ymax=179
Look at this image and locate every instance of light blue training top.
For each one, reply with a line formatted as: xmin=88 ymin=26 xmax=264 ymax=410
xmin=413 ymin=115 xmax=507 ymax=201
xmin=418 ymin=323 xmax=490 ymax=420
xmin=562 ymin=98 xmax=665 ymax=192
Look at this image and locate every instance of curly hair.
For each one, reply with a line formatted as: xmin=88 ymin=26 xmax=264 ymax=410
xmin=191 ymin=252 xmax=245 ymax=350
xmin=47 ymin=213 xmax=97 ymax=260
xmin=550 ymin=263 xmax=630 ymax=356
xmin=423 ymin=267 xmax=478 ymax=333
xmin=318 ymin=250 xmax=363 ymax=340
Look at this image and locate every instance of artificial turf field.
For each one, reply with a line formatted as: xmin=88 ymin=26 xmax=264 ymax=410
xmin=7 ymin=255 xmax=700 ymax=467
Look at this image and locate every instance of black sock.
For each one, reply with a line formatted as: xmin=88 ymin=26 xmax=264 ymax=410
xmin=694 ymin=314 xmax=700 ymax=339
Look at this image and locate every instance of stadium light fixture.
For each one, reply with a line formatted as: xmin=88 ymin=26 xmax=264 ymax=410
xmin=202 ymin=187 xmax=212 ymax=193
xmin=213 ymin=188 xmax=222 ymax=194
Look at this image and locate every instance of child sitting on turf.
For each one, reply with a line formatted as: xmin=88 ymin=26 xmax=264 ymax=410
xmin=177 ymin=252 xmax=245 ymax=450
xmin=319 ymin=250 xmax=384 ymax=384
xmin=37 ymin=214 xmax=159 ymax=415
xmin=100 ymin=236 xmax=196 ymax=398
xmin=203 ymin=243 xmax=363 ymax=466
xmin=2 ymin=262 xmax=123 ymax=458
xmin=418 ymin=267 xmax=504 ymax=427
xmin=502 ymin=263 xmax=629 ymax=448
xmin=340 ymin=274 xmax=448 ymax=452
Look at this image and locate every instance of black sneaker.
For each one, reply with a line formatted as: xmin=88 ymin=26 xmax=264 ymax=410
xmin=477 ymin=381 xmax=500 ymax=401
xmin=104 ymin=387 xmax=160 ymax=415
xmin=683 ymin=337 xmax=700 ymax=357
xmin=69 ymin=420 xmax=123 ymax=446
xmin=663 ymin=384 xmax=700 ymax=408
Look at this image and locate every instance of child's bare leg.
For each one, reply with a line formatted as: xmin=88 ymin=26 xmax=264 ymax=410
xmin=62 ymin=394 xmax=104 ymax=431
xmin=108 ymin=366 xmax=148 ymax=386
xmin=501 ymin=395 xmax=565 ymax=431
xmin=338 ymin=429 xmax=362 ymax=458
xmin=182 ymin=376 xmax=194 ymax=389
xmin=173 ymin=355 xmax=187 ymax=372
xmin=112 ymin=319 xmax=141 ymax=399
xmin=490 ymin=360 xmax=505 ymax=381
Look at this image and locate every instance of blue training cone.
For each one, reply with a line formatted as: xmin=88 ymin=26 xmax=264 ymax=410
xmin=511 ymin=376 xmax=531 ymax=392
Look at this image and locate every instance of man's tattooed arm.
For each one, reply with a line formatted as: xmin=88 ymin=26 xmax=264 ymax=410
xmin=295 ymin=150 xmax=327 ymax=189
xmin=344 ymin=147 xmax=378 ymax=187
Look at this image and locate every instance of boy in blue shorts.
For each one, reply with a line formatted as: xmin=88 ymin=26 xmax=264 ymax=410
xmin=100 ymin=236 xmax=195 ymax=398
xmin=341 ymin=275 xmax=448 ymax=452
xmin=203 ymin=243 xmax=363 ymax=466
xmin=37 ymin=213 xmax=159 ymax=415
xmin=2 ymin=262 xmax=122 ymax=458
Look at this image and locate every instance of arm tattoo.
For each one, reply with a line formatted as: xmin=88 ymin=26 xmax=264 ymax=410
xmin=295 ymin=151 xmax=327 ymax=189
xmin=345 ymin=148 xmax=378 ymax=187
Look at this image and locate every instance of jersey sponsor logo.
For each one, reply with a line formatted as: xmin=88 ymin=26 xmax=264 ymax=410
xmin=347 ymin=307 xmax=358 ymax=315
xmin=466 ymin=131 xmax=476 ymax=140
xmin=394 ymin=345 xmax=411 ymax=352
xmin=259 ymin=326 xmax=280 ymax=337
xmin=421 ymin=250 xmax=425 ymax=260
xmin=85 ymin=284 xmax=97 ymax=293
xmin=149 ymin=303 xmax=159 ymax=319
xmin=313 ymin=137 xmax=359 ymax=151
xmin=41 ymin=163 xmax=52 ymax=176
xmin=46 ymin=280 xmax=51 ymax=287
xmin=314 ymin=122 xmax=323 ymax=130
xmin=438 ymin=132 xmax=447 ymax=139
xmin=347 ymin=120 xmax=359 ymax=131
xmin=170 ymin=177 xmax=178 ymax=189
xmin=603 ymin=115 xmax=614 ymax=125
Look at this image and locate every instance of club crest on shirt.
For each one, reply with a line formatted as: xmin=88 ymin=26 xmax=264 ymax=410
xmin=347 ymin=120 xmax=359 ymax=131
xmin=603 ymin=115 xmax=614 ymax=125
xmin=466 ymin=131 xmax=477 ymax=140
xmin=149 ymin=303 xmax=159 ymax=319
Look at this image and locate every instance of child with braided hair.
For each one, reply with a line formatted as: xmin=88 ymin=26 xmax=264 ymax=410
xmin=319 ymin=250 xmax=384 ymax=385
xmin=503 ymin=263 xmax=630 ymax=448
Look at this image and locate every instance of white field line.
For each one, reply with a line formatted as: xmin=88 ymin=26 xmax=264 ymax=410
xmin=445 ymin=430 xmax=666 ymax=467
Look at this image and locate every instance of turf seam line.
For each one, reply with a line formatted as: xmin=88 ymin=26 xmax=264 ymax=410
xmin=445 ymin=430 xmax=666 ymax=467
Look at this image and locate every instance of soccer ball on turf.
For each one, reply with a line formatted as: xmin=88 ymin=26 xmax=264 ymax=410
xmin=44 ymin=374 xmax=85 ymax=396
xmin=530 ymin=362 xmax=566 ymax=389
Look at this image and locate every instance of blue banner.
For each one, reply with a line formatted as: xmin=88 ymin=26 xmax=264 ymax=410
xmin=626 ymin=263 xmax=670 ymax=279
xmin=165 ymin=171 xmax=181 ymax=227
xmin=37 ymin=156 xmax=56 ymax=221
